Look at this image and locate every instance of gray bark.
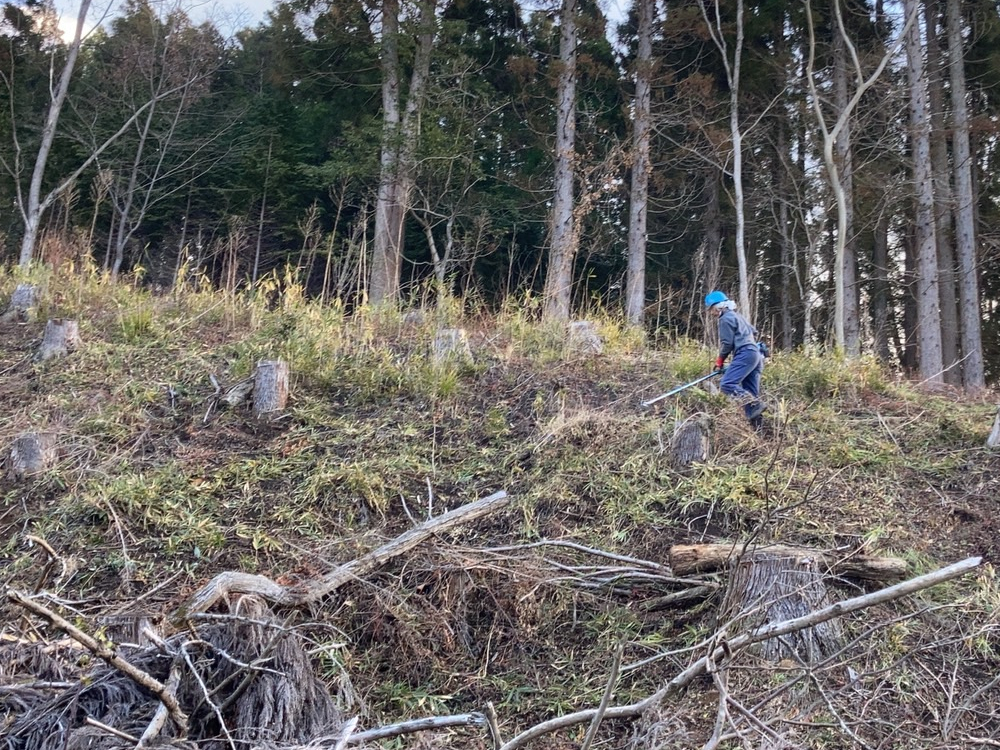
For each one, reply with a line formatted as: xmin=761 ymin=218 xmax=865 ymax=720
xmin=625 ymin=0 xmax=654 ymax=327
xmin=542 ymin=0 xmax=578 ymax=321
xmin=369 ymin=0 xmax=436 ymax=305
xmin=35 ymin=319 xmax=81 ymax=361
xmin=946 ymin=0 xmax=985 ymax=389
xmin=904 ymin=0 xmax=944 ymax=383
xmin=8 ymin=432 xmax=57 ymax=479
xmin=987 ymin=407 xmax=1000 ymax=449
xmin=718 ymin=551 xmax=842 ymax=663
xmin=252 ymin=359 xmax=289 ymax=419
xmin=833 ymin=30 xmax=860 ymax=356
xmin=17 ymin=0 xmax=92 ymax=268
xmin=871 ymin=208 xmax=893 ymax=362
xmin=1 ymin=284 xmax=39 ymax=323
xmin=925 ymin=0 xmax=960 ymax=384
xmin=669 ymin=414 xmax=713 ymax=474
xmin=805 ymin=0 xmax=909 ymax=355
xmin=699 ymin=0 xmax=750 ymax=314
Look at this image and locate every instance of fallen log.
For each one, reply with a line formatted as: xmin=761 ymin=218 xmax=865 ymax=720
xmin=172 ymin=489 xmax=509 ymax=623
xmin=669 ymin=542 xmax=908 ymax=582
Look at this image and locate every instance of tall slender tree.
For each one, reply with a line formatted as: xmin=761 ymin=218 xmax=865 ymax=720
xmin=16 ymin=0 xmax=91 ymax=268
xmin=625 ymin=0 xmax=654 ymax=326
xmin=369 ymin=0 xmax=437 ymax=305
xmin=903 ymin=0 xmax=944 ymax=383
xmin=542 ymin=0 xmax=578 ymax=320
xmin=946 ymin=0 xmax=984 ymax=388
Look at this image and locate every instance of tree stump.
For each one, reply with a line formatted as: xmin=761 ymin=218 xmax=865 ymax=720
xmin=2 ymin=283 xmax=39 ymax=323
xmin=717 ymin=550 xmax=842 ymax=663
xmin=987 ymin=406 xmax=1000 ymax=449
xmin=8 ymin=432 xmax=57 ymax=479
xmin=432 ymin=328 xmax=473 ymax=364
xmin=35 ymin=319 xmax=81 ymax=361
xmin=253 ymin=359 xmax=289 ymax=419
xmin=669 ymin=413 xmax=713 ymax=472
xmin=565 ymin=320 xmax=603 ymax=355
xmin=669 ymin=542 xmax=908 ymax=582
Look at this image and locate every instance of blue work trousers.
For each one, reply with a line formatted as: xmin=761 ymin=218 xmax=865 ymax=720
xmin=720 ymin=345 xmax=763 ymax=419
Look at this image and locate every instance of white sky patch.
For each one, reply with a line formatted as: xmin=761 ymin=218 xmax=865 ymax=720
xmin=52 ymin=0 xmax=273 ymax=40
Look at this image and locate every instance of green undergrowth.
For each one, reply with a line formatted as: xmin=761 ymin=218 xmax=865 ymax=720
xmin=1 ymin=267 xmax=998 ymax=736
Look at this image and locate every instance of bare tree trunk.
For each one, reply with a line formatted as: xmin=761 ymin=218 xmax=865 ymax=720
xmin=946 ymin=0 xmax=985 ymax=389
xmin=699 ymin=0 xmax=750 ymax=314
xmin=253 ymin=140 xmax=272 ymax=285
xmin=625 ymin=0 xmax=653 ymax=327
xmin=542 ymin=0 xmax=578 ymax=321
xmin=777 ymin=122 xmax=794 ymax=350
xmin=925 ymin=0 xmax=960 ymax=384
xmin=369 ymin=0 xmax=436 ymax=306
xmin=904 ymin=0 xmax=944 ymax=384
xmin=805 ymin=0 xmax=910 ymax=355
xmin=902 ymin=227 xmax=919 ymax=372
xmin=871 ymin=207 xmax=893 ymax=362
xmin=833 ymin=30 xmax=860 ymax=357
xmin=2 ymin=283 xmax=39 ymax=323
xmin=703 ymin=168 xmax=722 ymax=294
xmin=18 ymin=0 xmax=92 ymax=268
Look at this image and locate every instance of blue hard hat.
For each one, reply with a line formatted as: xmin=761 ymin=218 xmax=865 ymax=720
xmin=704 ymin=290 xmax=728 ymax=308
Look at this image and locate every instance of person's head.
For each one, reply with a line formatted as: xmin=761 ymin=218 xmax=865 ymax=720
xmin=704 ymin=290 xmax=733 ymax=316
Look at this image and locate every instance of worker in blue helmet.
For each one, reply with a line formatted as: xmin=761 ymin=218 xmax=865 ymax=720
xmin=704 ymin=291 xmax=766 ymax=430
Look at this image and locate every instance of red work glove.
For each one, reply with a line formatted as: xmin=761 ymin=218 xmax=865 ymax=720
xmin=713 ymin=356 xmax=725 ymax=373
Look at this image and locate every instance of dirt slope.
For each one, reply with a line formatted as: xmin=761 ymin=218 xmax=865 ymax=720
xmin=2 ymin=283 xmax=999 ymax=748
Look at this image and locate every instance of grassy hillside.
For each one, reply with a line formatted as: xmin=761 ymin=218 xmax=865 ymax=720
xmin=2 ymin=266 xmax=999 ymax=749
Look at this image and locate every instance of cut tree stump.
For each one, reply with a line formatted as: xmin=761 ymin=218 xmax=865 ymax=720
xmin=565 ymin=320 xmax=603 ymax=355
xmin=432 ymin=328 xmax=473 ymax=364
xmin=669 ymin=542 xmax=908 ymax=582
xmin=1 ymin=283 xmax=39 ymax=323
xmin=35 ymin=319 xmax=81 ymax=361
xmin=8 ymin=432 xmax=57 ymax=479
xmin=252 ymin=359 xmax=289 ymax=419
xmin=717 ymin=549 xmax=842 ymax=663
xmin=987 ymin=406 xmax=1000 ymax=449
xmin=669 ymin=413 xmax=713 ymax=472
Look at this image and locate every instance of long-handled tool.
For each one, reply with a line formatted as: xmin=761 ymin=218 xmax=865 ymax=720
xmin=641 ymin=371 xmax=721 ymax=407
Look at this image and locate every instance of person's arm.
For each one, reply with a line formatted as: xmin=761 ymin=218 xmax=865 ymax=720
xmin=718 ymin=315 xmax=736 ymax=360
xmin=715 ymin=315 xmax=736 ymax=370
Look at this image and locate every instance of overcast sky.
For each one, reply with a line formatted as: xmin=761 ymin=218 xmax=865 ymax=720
xmin=53 ymin=0 xmax=275 ymax=40
xmin=53 ymin=0 xmax=628 ymax=44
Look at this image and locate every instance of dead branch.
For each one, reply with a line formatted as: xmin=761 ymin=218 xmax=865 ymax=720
xmin=6 ymin=589 xmax=190 ymax=735
xmin=495 ymin=556 xmax=981 ymax=750
xmin=580 ymin=644 xmax=624 ymax=750
xmin=669 ymin=542 xmax=908 ymax=581
xmin=173 ymin=490 xmax=509 ymax=622
xmin=345 ymin=712 xmax=487 ymax=744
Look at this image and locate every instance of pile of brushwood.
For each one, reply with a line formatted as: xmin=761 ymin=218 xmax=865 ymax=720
xmin=2 ymin=272 xmax=1000 ymax=749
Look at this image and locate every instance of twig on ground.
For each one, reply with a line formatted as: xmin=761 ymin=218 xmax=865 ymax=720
xmin=7 ymin=589 xmax=189 ymax=735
